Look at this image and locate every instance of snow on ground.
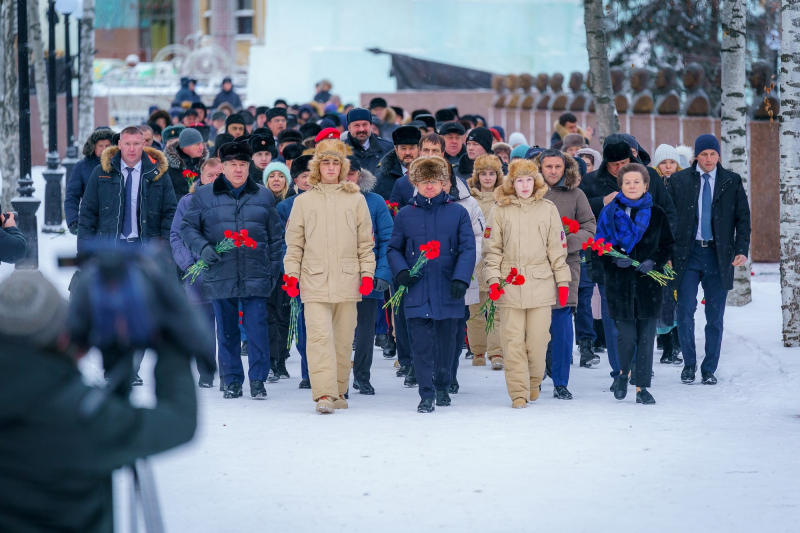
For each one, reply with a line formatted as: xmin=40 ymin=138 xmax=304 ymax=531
xmin=3 ymin=168 xmax=800 ymax=532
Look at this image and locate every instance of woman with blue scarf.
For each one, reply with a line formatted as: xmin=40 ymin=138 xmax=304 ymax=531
xmin=596 ymin=163 xmax=674 ymax=405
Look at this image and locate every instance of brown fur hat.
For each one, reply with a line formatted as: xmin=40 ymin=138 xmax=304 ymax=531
xmin=308 ymin=138 xmax=355 ymax=189
xmin=495 ymin=158 xmax=547 ymax=205
xmin=467 ymin=154 xmax=504 ymax=190
xmin=408 ymin=156 xmax=450 ymax=185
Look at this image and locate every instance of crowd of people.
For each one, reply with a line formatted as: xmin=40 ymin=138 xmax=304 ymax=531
xmin=51 ymin=77 xmax=752 ymax=414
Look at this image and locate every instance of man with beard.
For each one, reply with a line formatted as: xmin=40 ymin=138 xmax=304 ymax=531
xmin=343 ymin=107 xmax=393 ymax=174
xmin=373 ymin=126 xmax=421 ymax=200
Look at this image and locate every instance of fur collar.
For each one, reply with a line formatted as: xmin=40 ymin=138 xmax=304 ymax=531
xmin=553 ymin=120 xmax=586 ymax=141
xmin=164 ymin=138 xmax=208 ymax=171
xmin=100 ymin=146 xmax=168 ymax=181
xmin=531 ymin=153 xmax=581 ymax=190
xmin=377 ymin=150 xmax=404 ymax=178
xmin=358 ymin=169 xmax=377 ymax=193
xmin=494 ymin=174 xmax=548 ymax=206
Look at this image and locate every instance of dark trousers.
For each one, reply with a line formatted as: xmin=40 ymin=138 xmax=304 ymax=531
xmin=598 ymin=283 xmax=621 ymax=376
xmin=676 ymin=243 xmax=728 ymax=374
xmin=450 ymin=306 xmax=470 ymax=383
xmin=615 ymin=318 xmax=656 ymax=388
xmin=376 ymin=301 xmax=389 ymax=336
xmin=297 ymin=305 xmax=309 ymax=380
xmin=212 ymin=296 xmax=270 ymax=384
xmin=195 ymin=301 xmax=217 ymax=382
xmin=393 ymin=286 xmax=412 ymax=367
xmin=575 ymin=263 xmax=596 ymax=341
xmin=550 ymin=307 xmax=574 ymax=387
xmin=408 ymin=317 xmax=459 ymax=399
xmin=267 ymin=282 xmax=291 ymax=362
xmin=354 ymin=298 xmax=379 ymax=381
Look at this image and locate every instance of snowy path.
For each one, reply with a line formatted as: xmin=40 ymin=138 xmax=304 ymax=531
xmin=3 ymin=169 xmax=799 ymax=532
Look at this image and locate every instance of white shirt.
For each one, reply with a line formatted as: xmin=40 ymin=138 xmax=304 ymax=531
xmin=362 ymin=136 xmax=370 ymax=150
xmin=121 ymin=159 xmax=142 ymax=239
xmin=695 ymin=166 xmax=717 ymax=240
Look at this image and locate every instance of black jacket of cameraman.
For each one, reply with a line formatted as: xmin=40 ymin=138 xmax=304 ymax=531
xmin=0 ymin=342 xmax=197 ymax=533
xmin=0 ymin=225 xmax=27 ymax=264
xmin=180 ymin=174 xmax=284 ymax=300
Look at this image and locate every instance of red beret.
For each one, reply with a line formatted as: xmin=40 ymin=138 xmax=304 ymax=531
xmin=315 ymin=127 xmax=341 ymax=143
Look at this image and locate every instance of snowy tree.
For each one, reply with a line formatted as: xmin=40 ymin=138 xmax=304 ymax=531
xmin=779 ymin=0 xmax=800 ymax=346
xmin=721 ymin=0 xmax=751 ymax=306
xmin=0 ymin=0 xmax=19 ymax=213
xmin=29 ymin=0 xmax=48 ymax=150
xmin=584 ymin=0 xmax=619 ymax=143
xmin=77 ymin=0 xmax=94 ymax=148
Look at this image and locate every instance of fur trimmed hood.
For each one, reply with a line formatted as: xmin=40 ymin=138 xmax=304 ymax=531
xmin=553 ymin=120 xmax=586 ymax=141
xmin=308 ymin=139 xmax=359 ymax=193
xmin=531 ymin=153 xmax=581 ymax=190
xmin=81 ymin=128 xmax=115 ymax=158
xmin=494 ymin=158 xmax=548 ymax=206
xmin=100 ymin=146 xmax=169 ymax=181
xmin=164 ymin=138 xmax=208 ymax=171
xmin=467 ymin=154 xmax=504 ymax=191
xmin=357 ymin=168 xmax=377 ymax=194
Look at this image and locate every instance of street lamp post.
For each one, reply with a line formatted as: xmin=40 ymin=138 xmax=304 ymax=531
xmin=42 ymin=0 xmax=65 ymax=233
xmin=12 ymin=0 xmax=43 ymax=269
xmin=57 ymin=0 xmax=78 ymax=183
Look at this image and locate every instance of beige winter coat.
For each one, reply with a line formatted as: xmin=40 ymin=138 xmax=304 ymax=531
xmin=283 ymin=139 xmax=376 ymax=303
xmin=482 ymin=164 xmax=571 ymax=309
xmin=467 ymin=154 xmax=504 ymax=291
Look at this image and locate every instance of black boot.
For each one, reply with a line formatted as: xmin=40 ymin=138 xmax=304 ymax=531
xmin=223 ymin=382 xmax=243 ymax=399
xmin=353 ymin=378 xmax=375 ymax=395
xmin=198 ymin=377 xmax=213 ymax=388
xmin=636 ymin=388 xmax=656 ymax=404
xmin=404 ymin=365 xmax=417 ymax=388
xmin=383 ymin=335 xmax=396 ymax=359
xmin=267 ymin=360 xmax=280 ymax=383
xmin=417 ymin=397 xmax=435 ymax=413
xmin=613 ymin=374 xmax=628 ymax=400
xmin=396 ymin=365 xmax=411 ymax=377
xmin=465 ymin=347 xmax=474 ymax=360
xmin=681 ymin=364 xmax=696 ymax=384
xmin=276 ymin=357 xmax=290 ymax=379
xmin=701 ymin=371 xmax=718 ymax=385
xmin=435 ymin=390 xmax=451 ymax=406
xmin=375 ymin=334 xmax=388 ymax=348
xmin=579 ymin=338 xmax=599 ymax=367
xmin=545 ymin=341 xmax=553 ymax=378
xmin=250 ymin=380 xmax=267 ymax=399
xmin=219 ymin=378 xmax=225 ymax=391
xmin=659 ymin=332 xmax=673 ymax=364
xmin=672 ymin=328 xmax=683 ymax=364
xmin=448 ymin=378 xmax=460 ymax=394
xmin=298 ymin=378 xmax=311 ymax=389
xmin=553 ymin=385 xmax=573 ymax=400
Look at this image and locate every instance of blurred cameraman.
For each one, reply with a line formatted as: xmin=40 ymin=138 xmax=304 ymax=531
xmin=0 ymin=211 xmax=27 ymax=265
xmin=0 ymin=271 xmax=197 ymax=532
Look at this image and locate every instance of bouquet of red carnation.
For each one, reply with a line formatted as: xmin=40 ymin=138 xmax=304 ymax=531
xmin=386 ymin=200 xmax=400 ymax=216
xmin=183 ymin=229 xmax=256 ymax=284
xmin=282 ymin=275 xmax=301 ymax=349
xmin=582 ymin=237 xmax=675 ymax=286
xmin=183 ymin=169 xmax=199 ymax=189
xmin=470 ymin=267 xmax=525 ymax=334
xmin=383 ymin=240 xmax=441 ymax=311
xmin=562 ymin=216 xmax=580 ymax=235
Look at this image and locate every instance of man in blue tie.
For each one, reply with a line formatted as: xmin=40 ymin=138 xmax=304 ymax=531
xmin=78 ymin=125 xmax=176 ymax=254
xmin=667 ymin=134 xmax=751 ymax=385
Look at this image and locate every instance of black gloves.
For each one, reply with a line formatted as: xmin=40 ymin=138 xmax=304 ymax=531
xmin=374 ymin=278 xmax=390 ymax=292
xmin=450 ymin=280 xmax=469 ymax=299
xmin=636 ymin=259 xmax=655 ymax=274
xmin=613 ymin=256 xmax=633 ymax=268
xmin=68 ymin=223 xmax=78 ymax=235
xmin=200 ymin=245 xmax=222 ymax=266
xmin=395 ymin=270 xmax=412 ymax=287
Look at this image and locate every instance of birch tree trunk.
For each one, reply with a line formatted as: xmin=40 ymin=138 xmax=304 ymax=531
xmin=77 ymin=0 xmax=95 ymax=148
xmin=721 ymin=0 xmax=752 ymax=306
xmin=583 ymin=0 xmax=619 ymax=144
xmin=0 ymin=0 xmax=20 ymax=213
xmin=779 ymin=0 xmax=800 ymax=346
xmin=28 ymin=0 xmax=47 ymax=150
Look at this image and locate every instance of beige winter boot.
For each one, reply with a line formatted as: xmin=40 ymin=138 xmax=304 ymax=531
xmin=512 ymin=398 xmax=528 ymax=409
xmin=489 ymin=355 xmax=504 ymax=370
xmin=333 ymin=395 xmax=348 ymax=409
xmin=472 ymin=353 xmax=486 ymax=366
xmin=394 ymin=359 xmax=400 ymax=368
xmin=530 ymin=386 xmax=540 ymax=402
xmin=315 ymin=396 xmax=335 ymax=414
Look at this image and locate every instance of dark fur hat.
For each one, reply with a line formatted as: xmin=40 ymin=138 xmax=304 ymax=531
xmin=218 ymin=140 xmax=252 ymax=163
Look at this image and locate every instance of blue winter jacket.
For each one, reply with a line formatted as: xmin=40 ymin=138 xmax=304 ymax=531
xmin=387 ymin=191 xmax=476 ymax=320
xmin=276 ymin=188 xmax=306 ymax=267
xmin=170 ymin=188 xmax=207 ymax=304
xmin=64 ymin=154 xmax=101 ymax=229
xmin=389 ymin=174 xmax=470 ymax=208
xmin=358 ymin=169 xmax=394 ymax=300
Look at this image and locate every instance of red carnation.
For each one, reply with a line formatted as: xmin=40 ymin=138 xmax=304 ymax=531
xmin=512 ymin=275 xmax=525 ymax=286
xmin=224 ymin=230 xmax=234 ymax=239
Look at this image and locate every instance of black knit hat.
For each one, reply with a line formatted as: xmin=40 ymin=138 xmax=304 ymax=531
xmin=369 ymin=97 xmax=388 ymax=109
xmin=291 ymin=154 xmax=313 ymax=179
xmin=466 ymin=127 xmax=494 ymax=155
xmin=392 ymin=125 xmax=422 ymax=146
xmin=347 ymin=155 xmax=362 ymax=172
xmin=266 ymin=107 xmax=287 ymax=121
xmin=278 ymin=130 xmax=303 ymax=145
xmin=218 ymin=140 xmax=253 ymax=163
xmin=256 ymin=106 xmax=269 ymax=117
xmin=225 ymin=113 xmax=245 ymax=128
xmin=603 ymin=140 xmax=633 ymax=163
xmin=248 ymin=134 xmax=275 ymax=154
xmin=347 ymin=107 xmax=371 ymax=125
xmin=191 ymin=101 xmax=206 ymax=111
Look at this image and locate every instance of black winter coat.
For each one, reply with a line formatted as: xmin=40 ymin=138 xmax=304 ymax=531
xmin=580 ymin=160 xmax=677 ymax=283
xmin=374 ymin=150 xmax=405 ymax=200
xmin=165 ymin=139 xmax=207 ymax=201
xmin=64 ymin=154 xmax=102 ymax=229
xmin=344 ymin=134 xmax=393 ymax=175
xmin=77 ymin=147 xmax=176 ymax=254
xmin=180 ymin=176 xmax=284 ymax=300
xmin=666 ymin=162 xmax=751 ymax=290
xmin=0 ymin=226 xmax=27 ymax=264
xmin=0 ymin=341 xmax=196 ymax=533
xmin=600 ymin=203 xmax=675 ymax=321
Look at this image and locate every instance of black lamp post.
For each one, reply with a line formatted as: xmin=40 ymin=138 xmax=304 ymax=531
xmin=41 ymin=0 xmax=65 ymax=233
xmin=57 ymin=0 xmax=78 ymax=182
xmin=12 ymin=0 xmax=42 ymax=269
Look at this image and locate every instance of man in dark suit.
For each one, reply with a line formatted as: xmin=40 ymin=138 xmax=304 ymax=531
xmin=667 ymin=134 xmax=751 ymax=385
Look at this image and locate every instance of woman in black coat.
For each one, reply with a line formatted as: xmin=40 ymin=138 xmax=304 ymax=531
xmin=596 ymin=163 xmax=674 ymax=404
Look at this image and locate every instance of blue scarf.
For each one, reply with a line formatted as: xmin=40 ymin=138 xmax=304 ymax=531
xmin=595 ymin=192 xmax=653 ymax=253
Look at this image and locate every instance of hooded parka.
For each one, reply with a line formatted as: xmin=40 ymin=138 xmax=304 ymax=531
xmin=165 ymin=138 xmax=208 ymax=201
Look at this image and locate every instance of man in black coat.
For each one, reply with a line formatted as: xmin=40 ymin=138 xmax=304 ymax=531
xmin=0 ymin=271 xmax=197 ymax=533
xmin=165 ymin=127 xmax=208 ymax=201
xmin=578 ymin=134 xmax=677 ymax=378
xmin=78 ymin=126 xmax=176 ymax=254
xmin=373 ymin=125 xmax=421 ymax=200
xmin=439 ymin=121 xmax=467 ymax=167
xmin=667 ymin=134 xmax=751 ymax=385
xmin=343 ymin=107 xmax=393 ymax=175
xmin=0 ymin=212 xmax=26 ymax=265
xmin=180 ymin=140 xmax=284 ymax=399
xmin=65 ymin=127 xmax=114 ymax=234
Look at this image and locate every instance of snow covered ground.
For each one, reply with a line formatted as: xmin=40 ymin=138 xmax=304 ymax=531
xmin=3 ymin=168 xmax=800 ymax=532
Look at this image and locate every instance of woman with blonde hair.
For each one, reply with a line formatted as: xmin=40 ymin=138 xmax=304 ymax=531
xmin=263 ymin=161 xmax=292 ymax=202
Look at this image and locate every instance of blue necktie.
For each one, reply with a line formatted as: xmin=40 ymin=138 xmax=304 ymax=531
xmin=122 ymin=167 xmax=133 ymax=238
xmin=701 ymin=173 xmax=713 ymax=241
